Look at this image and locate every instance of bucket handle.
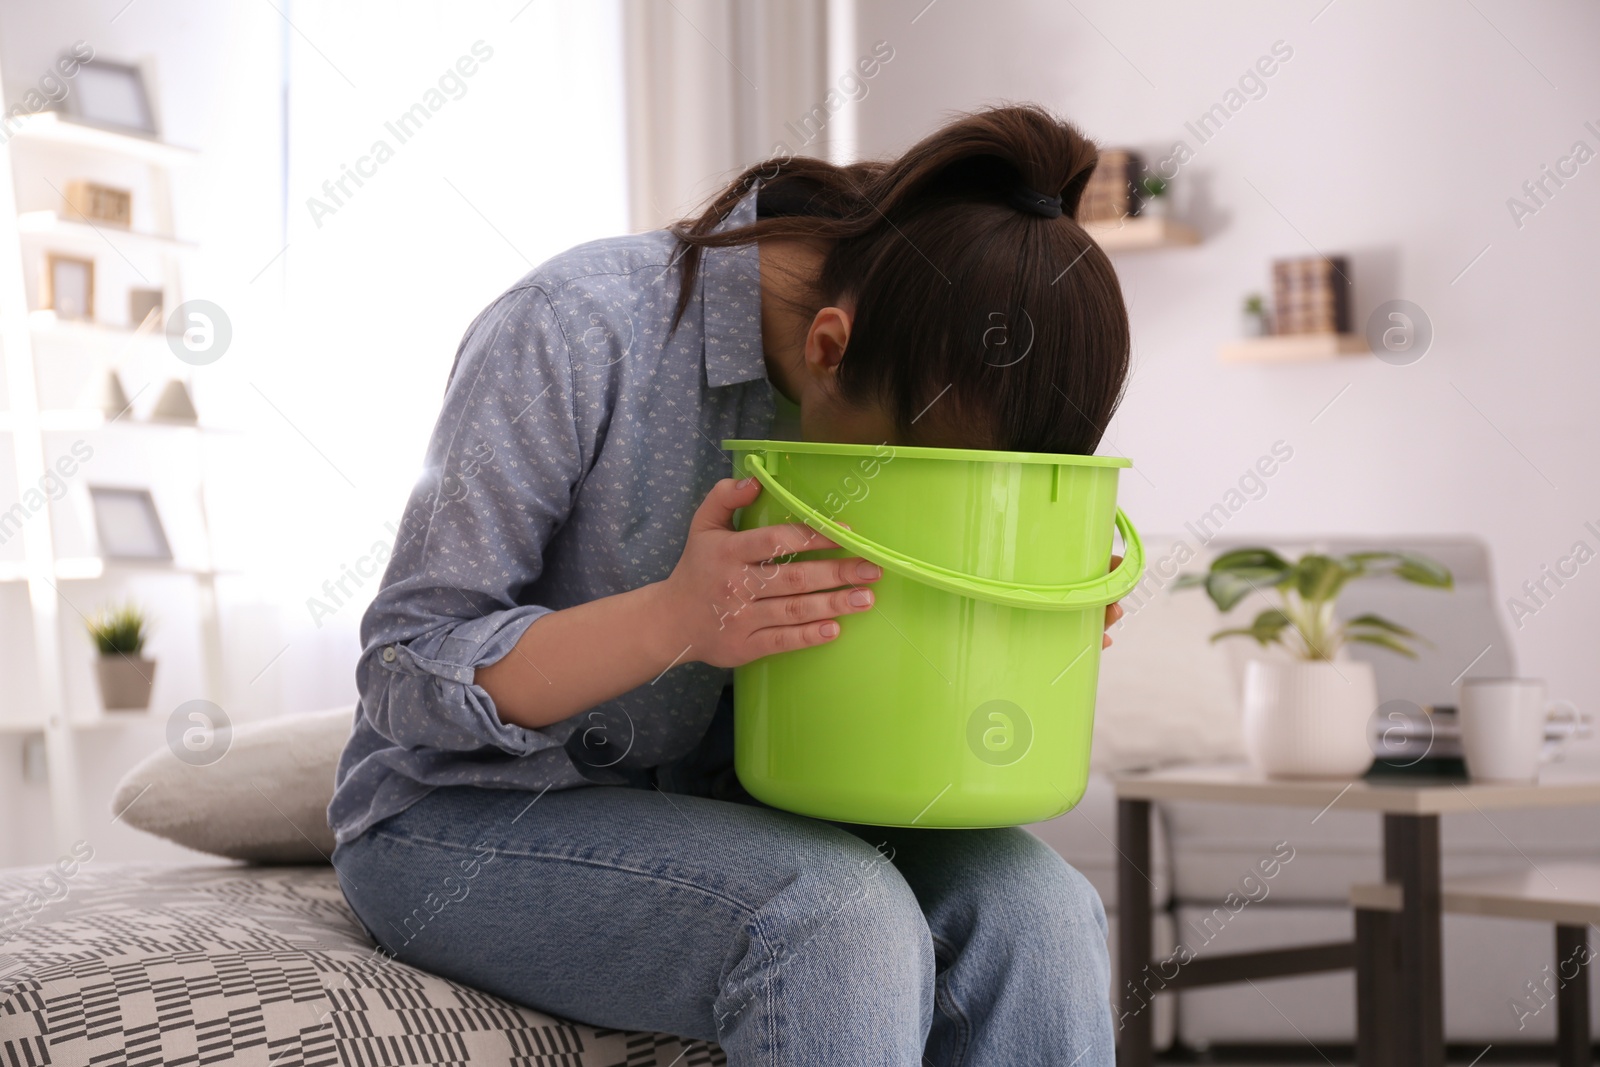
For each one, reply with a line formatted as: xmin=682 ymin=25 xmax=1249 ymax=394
xmin=742 ymin=453 xmax=1145 ymax=611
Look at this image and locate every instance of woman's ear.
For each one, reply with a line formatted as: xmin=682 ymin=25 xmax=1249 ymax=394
xmin=802 ymin=306 xmax=853 ymax=381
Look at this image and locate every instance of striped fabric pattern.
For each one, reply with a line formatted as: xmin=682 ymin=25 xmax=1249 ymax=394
xmin=0 ymin=864 xmax=725 ymax=1067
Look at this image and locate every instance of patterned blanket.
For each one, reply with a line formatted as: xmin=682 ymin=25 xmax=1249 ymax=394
xmin=0 ymin=863 xmax=725 ymax=1066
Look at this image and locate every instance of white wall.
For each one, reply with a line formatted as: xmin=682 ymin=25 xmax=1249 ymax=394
xmin=853 ymin=0 xmax=1600 ymax=711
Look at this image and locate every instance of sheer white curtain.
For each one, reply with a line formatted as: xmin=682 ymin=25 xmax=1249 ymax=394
xmin=622 ymin=0 xmax=849 ymax=231
xmin=251 ymin=0 xmax=847 ymax=714
xmin=246 ymin=0 xmax=629 ymax=715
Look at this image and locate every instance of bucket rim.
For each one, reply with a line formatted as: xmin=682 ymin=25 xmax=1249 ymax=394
xmin=721 ymin=438 xmax=1132 ymax=469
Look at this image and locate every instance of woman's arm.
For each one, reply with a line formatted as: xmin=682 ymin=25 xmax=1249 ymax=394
xmin=477 ymin=477 xmax=882 ymax=728
xmin=472 ymin=583 xmax=682 ymax=729
xmin=477 ymin=489 xmax=1128 ymax=729
xmin=358 ymin=285 xmax=587 ymax=756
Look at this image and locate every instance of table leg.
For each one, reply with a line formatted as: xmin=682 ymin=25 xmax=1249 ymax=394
xmin=1384 ymin=813 xmax=1444 ymax=1067
xmin=1555 ymin=924 xmax=1591 ymax=1067
xmin=1355 ymin=906 xmax=1397 ymax=1067
xmin=1117 ymin=797 xmax=1154 ymax=1067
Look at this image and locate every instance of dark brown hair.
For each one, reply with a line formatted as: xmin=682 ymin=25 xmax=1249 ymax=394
xmin=670 ymin=104 xmax=1130 ymax=455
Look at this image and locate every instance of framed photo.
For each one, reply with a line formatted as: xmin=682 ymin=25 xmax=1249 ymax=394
xmin=65 ymin=180 xmax=132 ymax=227
xmin=43 ymin=253 xmax=95 ymax=321
xmin=87 ymin=487 xmax=173 ymax=562
xmin=128 ymin=287 xmax=163 ymax=329
xmin=62 ymin=57 xmax=157 ymax=137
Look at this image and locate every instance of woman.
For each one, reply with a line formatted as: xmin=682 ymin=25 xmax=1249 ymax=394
xmin=331 ymin=104 xmax=1131 ymax=1065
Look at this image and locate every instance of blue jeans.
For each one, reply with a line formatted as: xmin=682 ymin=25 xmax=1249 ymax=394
xmin=333 ymin=700 xmax=1113 ymax=1065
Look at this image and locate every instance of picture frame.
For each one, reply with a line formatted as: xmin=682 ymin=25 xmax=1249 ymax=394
xmin=42 ymin=252 xmax=95 ymax=321
xmin=87 ymin=486 xmax=173 ymax=562
xmin=65 ymin=180 xmax=132 ymax=228
xmin=61 ymin=57 xmax=157 ymax=137
xmin=128 ymin=287 xmax=163 ymax=329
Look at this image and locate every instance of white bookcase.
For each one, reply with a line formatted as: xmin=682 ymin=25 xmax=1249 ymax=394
xmin=1 ymin=101 xmax=230 ymax=850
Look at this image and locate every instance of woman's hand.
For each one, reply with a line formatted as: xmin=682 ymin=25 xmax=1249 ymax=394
xmin=480 ymin=502 xmax=1126 ymax=730
xmin=655 ymin=478 xmax=883 ymax=669
xmin=1103 ymin=554 xmax=1125 ymax=648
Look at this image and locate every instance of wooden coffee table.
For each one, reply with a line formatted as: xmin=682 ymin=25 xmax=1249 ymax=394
xmin=1112 ymin=763 xmax=1600 ymax=1067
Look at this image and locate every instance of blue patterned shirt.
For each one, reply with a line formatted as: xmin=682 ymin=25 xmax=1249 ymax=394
xmin=329 ymin=189 xmax=777 ymax=846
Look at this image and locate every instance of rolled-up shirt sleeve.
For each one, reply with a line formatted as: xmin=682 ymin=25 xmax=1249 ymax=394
xmin=356 ymin=284 xmax=583 ymax=755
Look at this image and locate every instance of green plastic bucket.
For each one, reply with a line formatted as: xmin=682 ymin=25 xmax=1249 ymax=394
xmin=725 ymin=439 xmax=1145 ymax=829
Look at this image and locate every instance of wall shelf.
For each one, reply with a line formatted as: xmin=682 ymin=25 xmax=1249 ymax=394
xmin=1084 ymin=215 xmax=1200 ymax=251
xmin=1 ymin=80 xmax=221 ymax=852
xmin=0 ymin=559 xmax=241 ymax=583
xmin=0 ymin=712 xmax=151 ymax=735
xmin=0 ymin=409 xmax=236 ymax=433
xmin=17 ymin=210 xmax=197 ymax=251
xmin=29 ymin=313 xmax=171 ymax=349
xmin=1219 ymin=333 xmax=1370 ymax=364
xmin=4 ymin=111 xmax=197 ymax=166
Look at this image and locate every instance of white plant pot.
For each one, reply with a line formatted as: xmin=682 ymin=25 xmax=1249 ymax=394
xmin=1241 ymin=659 xmax=1377 ymax=779
xmin=1140 ymin=195 xmax=1169 ymax=220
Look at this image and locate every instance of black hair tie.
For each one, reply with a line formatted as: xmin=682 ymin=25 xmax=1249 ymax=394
xmin=1007 ymin=183 xmax=1063 ymax=219
xmin=756 ymin=182 xmax=816 ymax=218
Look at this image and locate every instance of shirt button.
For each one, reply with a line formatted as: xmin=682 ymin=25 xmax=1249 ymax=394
xmin=381 ymin=646 xmax=398 ymax=663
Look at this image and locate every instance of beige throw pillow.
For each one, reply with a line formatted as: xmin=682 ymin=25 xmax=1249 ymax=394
xmin=111 ymin=705 xmax=355 ymax=864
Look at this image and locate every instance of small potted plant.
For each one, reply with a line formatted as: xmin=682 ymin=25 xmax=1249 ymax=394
xmin=1242 ymin=292 xmax=1270 ymax=337
xmin=1138 ymin=174 xmax=1171 ymax=219
xmin=87 ymin=601 xmax=156 ymax=712
xmin=1178 ymin=549 xmax=1453 ymax=779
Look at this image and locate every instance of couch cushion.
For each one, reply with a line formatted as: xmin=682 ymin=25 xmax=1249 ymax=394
xmin=0 ymin=863 xmax=723 ymax=1065
xmin=1092 ymin=538 xmax=1246 ymax=773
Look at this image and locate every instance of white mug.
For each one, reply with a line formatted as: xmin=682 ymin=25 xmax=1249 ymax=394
xmin=1458 ymin=678 xmax=1576 ymax=783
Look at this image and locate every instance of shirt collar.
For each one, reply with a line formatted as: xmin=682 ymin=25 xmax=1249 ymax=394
xmin=698 ymin=185 xmax=768 ymax=388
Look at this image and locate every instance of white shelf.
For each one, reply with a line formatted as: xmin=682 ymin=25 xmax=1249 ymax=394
xmin=28 ymin=312 xmax=171 ymax=348
xmin=4 ymin=111 xmax=197 ymax=166
xmin=0 ymin=712 xmax=153 ymax=735
xmin=58 ymin=558 xmax=240 ymax=580
xmin=1219 ymin=333 xmax=1370 ymax=364
xmin=0 ymin=409 xmax=235 ymax=434
xmin=0 ymin=558 xmax=240 ymax=583
xmin=17 ymin=210 xmax=197 ymax=251
xmin=1084 ymin=215 xmax=1201 ymax=251
xmin=1 ymin=67 xmax=221 ymax=852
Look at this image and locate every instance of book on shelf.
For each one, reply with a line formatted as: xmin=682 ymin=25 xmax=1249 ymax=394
xmin=1080 ymin=148 xmax=1142 ymax=224
xmin=1270 ymin=255 xmax=1350 ymax=335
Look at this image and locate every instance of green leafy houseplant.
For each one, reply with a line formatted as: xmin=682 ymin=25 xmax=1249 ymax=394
xmin=1243 ymin=293 xmax=1266 ymax=317
xmin=1176 ymin=548 xmax=1453 ymax=660
xmin=1139 ymin=174 xmax=1169 ymax=200
xmin=86 ymin=601 xmax=150 ymax=656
